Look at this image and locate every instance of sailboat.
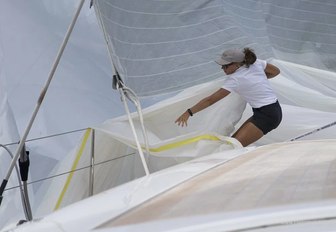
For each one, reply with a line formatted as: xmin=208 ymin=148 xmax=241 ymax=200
xmin=0 ymin=0 xmax=336 ymax=231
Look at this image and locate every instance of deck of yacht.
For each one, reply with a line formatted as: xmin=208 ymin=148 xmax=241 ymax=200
xmin=101 ymin=140 xmax=336 ymax=228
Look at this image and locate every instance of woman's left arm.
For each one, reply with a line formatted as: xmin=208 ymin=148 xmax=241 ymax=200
xmin=264 ymin=63 xmax=280 ymax=79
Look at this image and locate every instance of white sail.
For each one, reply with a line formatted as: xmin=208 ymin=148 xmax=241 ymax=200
xmin=94 ymin=0 xmax=336 ymax=96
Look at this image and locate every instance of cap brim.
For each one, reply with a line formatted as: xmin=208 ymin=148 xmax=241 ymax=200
xmin=215 ymin=58 xmax=231 ymax=65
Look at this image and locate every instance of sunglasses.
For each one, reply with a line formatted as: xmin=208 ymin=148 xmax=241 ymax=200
xmin=221 ymin=63 xmax=233 ymax=69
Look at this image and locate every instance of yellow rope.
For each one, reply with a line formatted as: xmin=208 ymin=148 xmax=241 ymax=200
xmin=54 ymin=128 xmax=91 ymax=211
xmin=148 ymin=134 xmax=228 ymax=152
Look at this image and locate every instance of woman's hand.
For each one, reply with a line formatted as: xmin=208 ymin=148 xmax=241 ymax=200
xmin=175 ymin=111 xmax=190 ymax=127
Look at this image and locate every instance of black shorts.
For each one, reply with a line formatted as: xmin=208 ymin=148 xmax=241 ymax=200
xmin=251 ymin=101 xmax=282 ymax=135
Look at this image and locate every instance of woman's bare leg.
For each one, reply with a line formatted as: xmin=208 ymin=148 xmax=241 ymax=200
xmin=232 ymin=120 xmax=264 ymax=147
xmin=232 ymin=117 xmax=252 ymax=138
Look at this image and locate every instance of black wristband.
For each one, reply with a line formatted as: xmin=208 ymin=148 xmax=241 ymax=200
xmin=187 ymin=108 xmax=193 ymax=116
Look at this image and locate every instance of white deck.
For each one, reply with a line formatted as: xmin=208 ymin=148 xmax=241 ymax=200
xmin=100 ymin=140 xmax=336 ymax=229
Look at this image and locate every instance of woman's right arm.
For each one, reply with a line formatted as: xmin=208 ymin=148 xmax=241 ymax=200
xmin=264 ymin=63 xmax=280 ymax=79
xmin=175 ymin=88 xmax=230 ymax=127
xmin=190 ymin=88 xmax=230 ymax=114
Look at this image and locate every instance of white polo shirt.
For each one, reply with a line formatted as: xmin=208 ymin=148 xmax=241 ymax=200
xmin=222 ymin=59 xmax=278 ymax=108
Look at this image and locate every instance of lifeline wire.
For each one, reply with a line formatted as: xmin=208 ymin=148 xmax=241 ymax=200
xmin=3 ymin=153 xmax=135 ymax=193
xmin=289 ymin=121 xmax=336 ymax=141
xmin=2 ymin=128 xmax=88 ymax=147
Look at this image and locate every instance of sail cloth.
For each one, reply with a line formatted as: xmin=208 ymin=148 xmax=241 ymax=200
xmin=93 ymin=0 xmax=336 ymax=97
xmin=96 ymin=79 xmax=245 ymax=158
xmin=32 ymin=79 xmax=245 ymax=215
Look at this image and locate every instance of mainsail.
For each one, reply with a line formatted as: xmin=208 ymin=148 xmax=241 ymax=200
xmin=94 ymin=0 xmax=336 ymax=97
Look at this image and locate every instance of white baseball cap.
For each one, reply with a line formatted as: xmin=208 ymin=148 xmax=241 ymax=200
xmin=215 ymin=49 xmax=245 ymax=65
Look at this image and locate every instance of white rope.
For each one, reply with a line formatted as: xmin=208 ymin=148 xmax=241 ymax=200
xmin=94 ymin=0 xmax=150 ymax=175
xmin=122 ymin=86 xmax=151 ymax=158
xmin=118 ymin=85 xmax=150 ymax=176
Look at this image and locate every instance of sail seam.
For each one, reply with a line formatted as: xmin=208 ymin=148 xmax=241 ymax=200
xmin=109 ymin=26 xmax=237 ymax=45
xmin=100 ymin=14 xmax=230 ymax=30
xmin=103 ymin=1 xmax=223 ymax=16
xmin=114 ymin=38 xmax=247 ymax=63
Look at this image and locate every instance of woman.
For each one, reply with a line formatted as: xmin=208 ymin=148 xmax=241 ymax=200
xmin=175 ymin=48 xmax=282 ymax=147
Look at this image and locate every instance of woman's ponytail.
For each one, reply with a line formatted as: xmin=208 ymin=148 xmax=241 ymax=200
xmin=243 ymin=47 xmax=257 ymax=67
